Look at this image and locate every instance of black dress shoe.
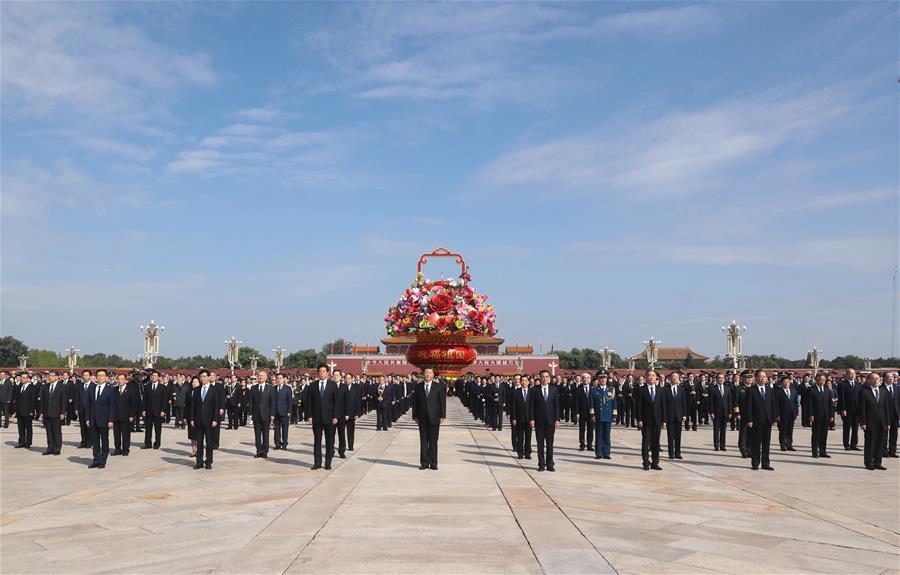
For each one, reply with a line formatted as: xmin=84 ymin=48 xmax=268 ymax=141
xmin=419 ymin=465 xmax=428 ymax=470
xmin=430 ymin=465 xmax=438 ymax=470
xmin=194 ymin=463 xmax=203 ymax=469
xmin=311 ymin=464 xmax=321 ymax=470
xmin=204 ymin=463 xmax=212 ymax=470
xmin=675 ymin=455 xmax=683 ymax=459
xmin=643 ymin=464 xmax=650 ymax=471
xmin=547 ymin=466 xmax=555 ymax=472
xmin=14 ymin=444 xmax=24 ymax=449
xmin=324 ymin=464 xmax=332 ymax=470
xmin=525 ymin=455 xmax=532 ymax=460
xmin=844 ymin=446 xmax=851 ymax=451
xmin=820 ymin=454 xmax=831 ymax=458
xmin=42 ymin=450 xmax=52 ymax=456
xmin=89 ymin=463 xmax=99 ymax=468
xmin=273 ymin=445 xmax=280 ymax=450
xmin=578 ymin=446 xmax=585 ymax=451
xmin=153 ymin=445 xmax=160 ymax=450
xmin=752 ymin=465 xmax=759 ymax=470
xmin=112 ymin=449 xmax=122 ymax=456
xmin=141 ymin=445 xmax=152 ymax=449
xmin=721 ymin=448 xmax=727 ymax=452
xmin=852 ymin=447 xmax=861 ymax=451
xmin=788 ymin=447 xmax=796 ymax=451
xmin=877 ymin=465 xmax=887 ymax=470
xmin=98 ymin=464 xmax=105 ymax=469
xmin=123 ymin=451 xmax=129 ymax=456
xmin=651 ymin=464 xmax=662 ymax=470
xmin=537 ymin=465 xmax=545 ymax=472
xmin=253 ymin=454 xmax=261 ymax=458
xmin=603 ymin=455 xmax=611 ymax=459
xmin=866 ymin=465 xmax=874 ymax=470
xmin=53 ymin=451 xmax=60 ymax=455
xmin=595 ymin=455 xmax=602 ymax=459
xmin=762 ymin=465 xmax=774 ymax=471
xmin=260 ymin=453 xmax=268 ymax=458
xmin=338 ymin=453 xmax=346 ymax=459
xmin=812 ymin=454 xmax=819 ymax=458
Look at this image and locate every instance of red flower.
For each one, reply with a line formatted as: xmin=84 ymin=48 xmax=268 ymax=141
xmin=430 ymin=292 xmax=454 ymax=314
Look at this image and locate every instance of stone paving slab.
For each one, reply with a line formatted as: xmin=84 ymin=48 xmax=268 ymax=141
xmin=1 ymin=399 xmax=898 ymax=575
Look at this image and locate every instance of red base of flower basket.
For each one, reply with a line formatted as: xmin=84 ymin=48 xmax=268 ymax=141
xmin=405 ymin=334 xmax=478 ymax=380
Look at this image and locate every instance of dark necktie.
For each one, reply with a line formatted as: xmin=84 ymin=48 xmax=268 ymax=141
xmin=650 ymin=386 xmax=655 ymax=401
xmin=320 ymin=382 xmax=325 ymax=397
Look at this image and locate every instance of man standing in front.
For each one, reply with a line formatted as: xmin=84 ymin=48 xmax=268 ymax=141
xmin=141 ymin=370 xmax=169 ymax=450
xmin=745 ymin=369 xmax=776 ymax=471
xmin=0 ymin=370 xmax=12 ymax=428
xmin=859 ymin=372 xmax=888 ymax=471
xmin=528 ymin=369 xmax=559 ymax=472
xmin=112 ymin=373 xmax=136 ymax=456
xmin=663 ymin=372 xmax=688 ymax=459
xmin=575 ymin=373 xmax=593 ymax=452
xmin=251 ymin=369 xmax=276 ymax=458
xmin=413 ymin=367 xmax=446 ymax=470
xmin=810 ymin=372 xmax=833 ymax=458
xmin=192 ymin=369 xmax=220 ymax=470
xmin=87 ymin=369 xmax=117 ymax=469
xmin=274 ymin=373 xmax=292 ymax=450
xmin=636 ymin=370 xmax=665 ymax=470
xmin=39 ymin=371 xmax=66 ymax=456
xmin=776 ymin=375 xmax=799 ymax=451
xmin=590 ymin=369 xmax=616 ymax=459
xmin=14 ymin=372 xmax=37 ymax=449
xmin=307 ymin=364 xmax=338 ymax=470
xmin=510 ymin=375 xmax=532 ymax=459
xmin=838 ymin=368 xmax=861 ymax=451
xmin=709 ymin=372 xmax=733 ymax=451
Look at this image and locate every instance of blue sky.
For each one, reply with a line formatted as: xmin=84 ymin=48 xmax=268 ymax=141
xmin=2 ymin=1 xmax=898 ymax=361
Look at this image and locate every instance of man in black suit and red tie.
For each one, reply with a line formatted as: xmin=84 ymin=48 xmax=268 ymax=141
xmin=528 ymin=369 xmax=559 ymax=472
xmin=510 ymin=375 xmax=532 ymax=459
xmin=413 ymin=367 xmax=447 ymax=470
xmin=191 ymin=369 xmax=221 ymax=470
xmin=663 ymin=372 xmax=688 ymax=459
xmin=859 ymin=372 xmax=888 ymax=471
xmin=307 ymin=364 xmax=338 ymax=470
xmin=636 ymin=370 xmax=666 ymax=470
xmin=39 ymin=371 xmax=67 ymax=456
xmin=141 ymin=370 xmax=169 ymax=450
xmin=809 ymin=372 xmax=833 ymax=458
xmin=745 ymin=369 xmax=776 ymax=471
xmin=86 ymin=369 xmax=117 ymax=469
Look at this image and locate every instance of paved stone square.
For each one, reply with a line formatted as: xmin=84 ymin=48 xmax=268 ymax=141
xmin=2 ymin=399 xmax=898 ymax=574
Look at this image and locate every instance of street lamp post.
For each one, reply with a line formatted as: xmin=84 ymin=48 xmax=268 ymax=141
xmin=18 ymin=354 xmax=28 ymax=371
xmin=601 ymin=347 xmax=615 ymax=370
xmin=139 ymin=320 xmax=165 ymax=368
xmin=809 ymin=347 xmax=822 ymax=373
xmin=65 ymin=346 xmax=80 ymax=374
xmin=225 ymin=337 xmax=242 ymax=376
xmin=721 ymin=320 xmax=747 ymax=370
xmin=863 ymin=356 xmax=872 ymax=371
xmin=272 ymin=346 xmax=286 ymax=374
xmin=643 ymin=338 xmax=661 ymax=371
xmin=249 ymin=355 xmax=259 ymax=375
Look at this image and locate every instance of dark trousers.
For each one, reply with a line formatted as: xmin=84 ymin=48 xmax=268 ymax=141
xmin=113 ymin=421 xmax=131 ymax=452
xmin=79 ymin=415 xmax=90 ymax=445
xmin=739 ymin=421 xmax=749 ymax=455
xmin=621 ymin=401 xmax=633 ymax=426
xmin=91 ymin=423 xmax=110 ymax=464
xmin=312 ymin=421 xmax=335 ymax=466
xmin=578 ymin=416 xmax=594 ymax=448
xmin=336 ymin=418 xmax=347 ymax=454
xmin=713 ymin=417 xmax=727 ymax=449
xmin=418 ymin=421 xmax=440 ymax=467
xmin=239 ymin=409 xmax=248 ymax=426
xmin=513 ymin=422 xmax=532 ymax=457
xmin=17 ymin=415 xmax=33 ymax=446
xmin=196 ymin=424 xmax=214 ymax=465
xmin=778 ymin=417 xmax=795 ymax=449
xmin=44 ymin=417 xmax=63 ymax=453
xmin=346 ymin=418 xmax=356 ymax=450
xmin=685 ymin=405 xmax=697 ymax=430
xmin=666 ymin=421 xmax=683 ymax=457
xmin=534 ymin=425 xmax=555 ymax=468
xmin=750 ymin=423 xmax=772 ymax=468
xmin=811 ymin=418 xmax=829 ymax=456
xmin=144 ymin=414 xmax=163 ymax=447
xmin=274 ymin=414 xmax=290 ymax=448
xmin=863 ymin=426 xmax=885 ymax=468
xmin=595 ymin=421 xmax=611 ymax=457
xmin=227 ymin=406 xmax=239 ymax=429
xmin=887 ymin=422 xmax=898 ymax=456
xmin=254 ymin=418 xmax=271 ymax=455
xmin=842 ymin=411 xmax=859 ymax=448
xmin=0 ymin=402 xmax=9 ymax=427
xmin=641 ymin=424 xmax=660 ymax=466
xmin=377 ymin=407 xmax=390 ymax=430
xmin=173 ymin=406 xmax=183 ymax=428
xmin=698 ymin=398 xmax=709 ymax=424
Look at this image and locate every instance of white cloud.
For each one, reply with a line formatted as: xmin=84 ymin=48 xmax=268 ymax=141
xmin=808 ymin=187 xmax=897 ymax=209
xmin=601 ymin=5 xmax=720 ymax=36
xmin=477 ymin=83 xmax=851 ymax=198
xmin=231 ymin=104 xmax=297 ymax=122
xmin=1 ymin=2 xmax=216 ymax=119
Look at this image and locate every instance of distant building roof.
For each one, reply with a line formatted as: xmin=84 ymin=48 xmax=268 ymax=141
xmin=629 ymin=347 xmax=710 ymax=362
xmin=505 ymin=346 xmax=533 ymax=354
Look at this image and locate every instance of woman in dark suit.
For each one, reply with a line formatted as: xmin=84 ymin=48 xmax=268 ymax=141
xmin=185 ymin=376 xmax=201 ymax=457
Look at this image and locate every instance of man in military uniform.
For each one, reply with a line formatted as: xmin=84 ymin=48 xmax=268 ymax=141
xmin=590 ymin=369 xmax=617 ymax=459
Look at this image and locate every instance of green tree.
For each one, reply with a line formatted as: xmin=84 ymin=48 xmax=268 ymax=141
xmin=28 ymin=349 xmax=66 ymax=368
xmin=285 ymin=349 xmax=324 ymax=369
xmin=321 ymin=339 xmax=354 ymax=355
xmin=0 ymin=336 xmax=28 ymax=368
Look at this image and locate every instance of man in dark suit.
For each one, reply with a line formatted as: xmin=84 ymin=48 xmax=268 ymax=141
xmin=636 ymin=370 xmax=666 ymax=470
xmin=344 ymin=373 xmax=363 ymax=452
xmin=527 ymin=369 xmax=559 ymax=472
xmin=191 ymin=369 xmax=221 ymax=469
xmin=112 ymin=373 xmax=137 ymax=456
xmin=776 ymin=375 xmax=799 ymax=451
xmin=13 ymin=372 xmax=37 ymax=448
xmin=86 ymin=369 xmax=117 ymax=468
xmin=884 ymin=372 xmax=899 ymax=458
xmin=574 ymin=373 xmax=593 ymax=451
xmin=75 ymin=370 xmax=93 ymax=448
xmin=809 ymin=373 xmax=833 ymax=458
xmin=709 ymin=372 xmax=733 ymax=451
xmin=333 ymin=370 xmax=350 ymax=458
xmin=141 ymin=370 xmax=169 ymax=449
xmin=859 ymin=373 xmax=888 ymax=470
xmin=413 ymin=367 xmax=447 ymax=470
xmin=0 ymin=371 xmax=12 ymax=428
xmin=745 ymin=370 xmax=776 ymax=470
xmin=663 ymin=372 xmax=688 ymax=459
xmin=39 ymin=372 xmax=67 ymax=455
xmin=273 ymin=373 xmax=293 ymax=450
xmin=375 ymin=375 xmax=392 ymax=431
xmin=510 ymin=375 xmax=532 ymax=459
xmin=251 ymin=370 xmax=277 ymax=458
xmin=307 ymin=364 xmax=338 ymax=470
xmin=838 ymin=369 xmax=861 ymax=451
